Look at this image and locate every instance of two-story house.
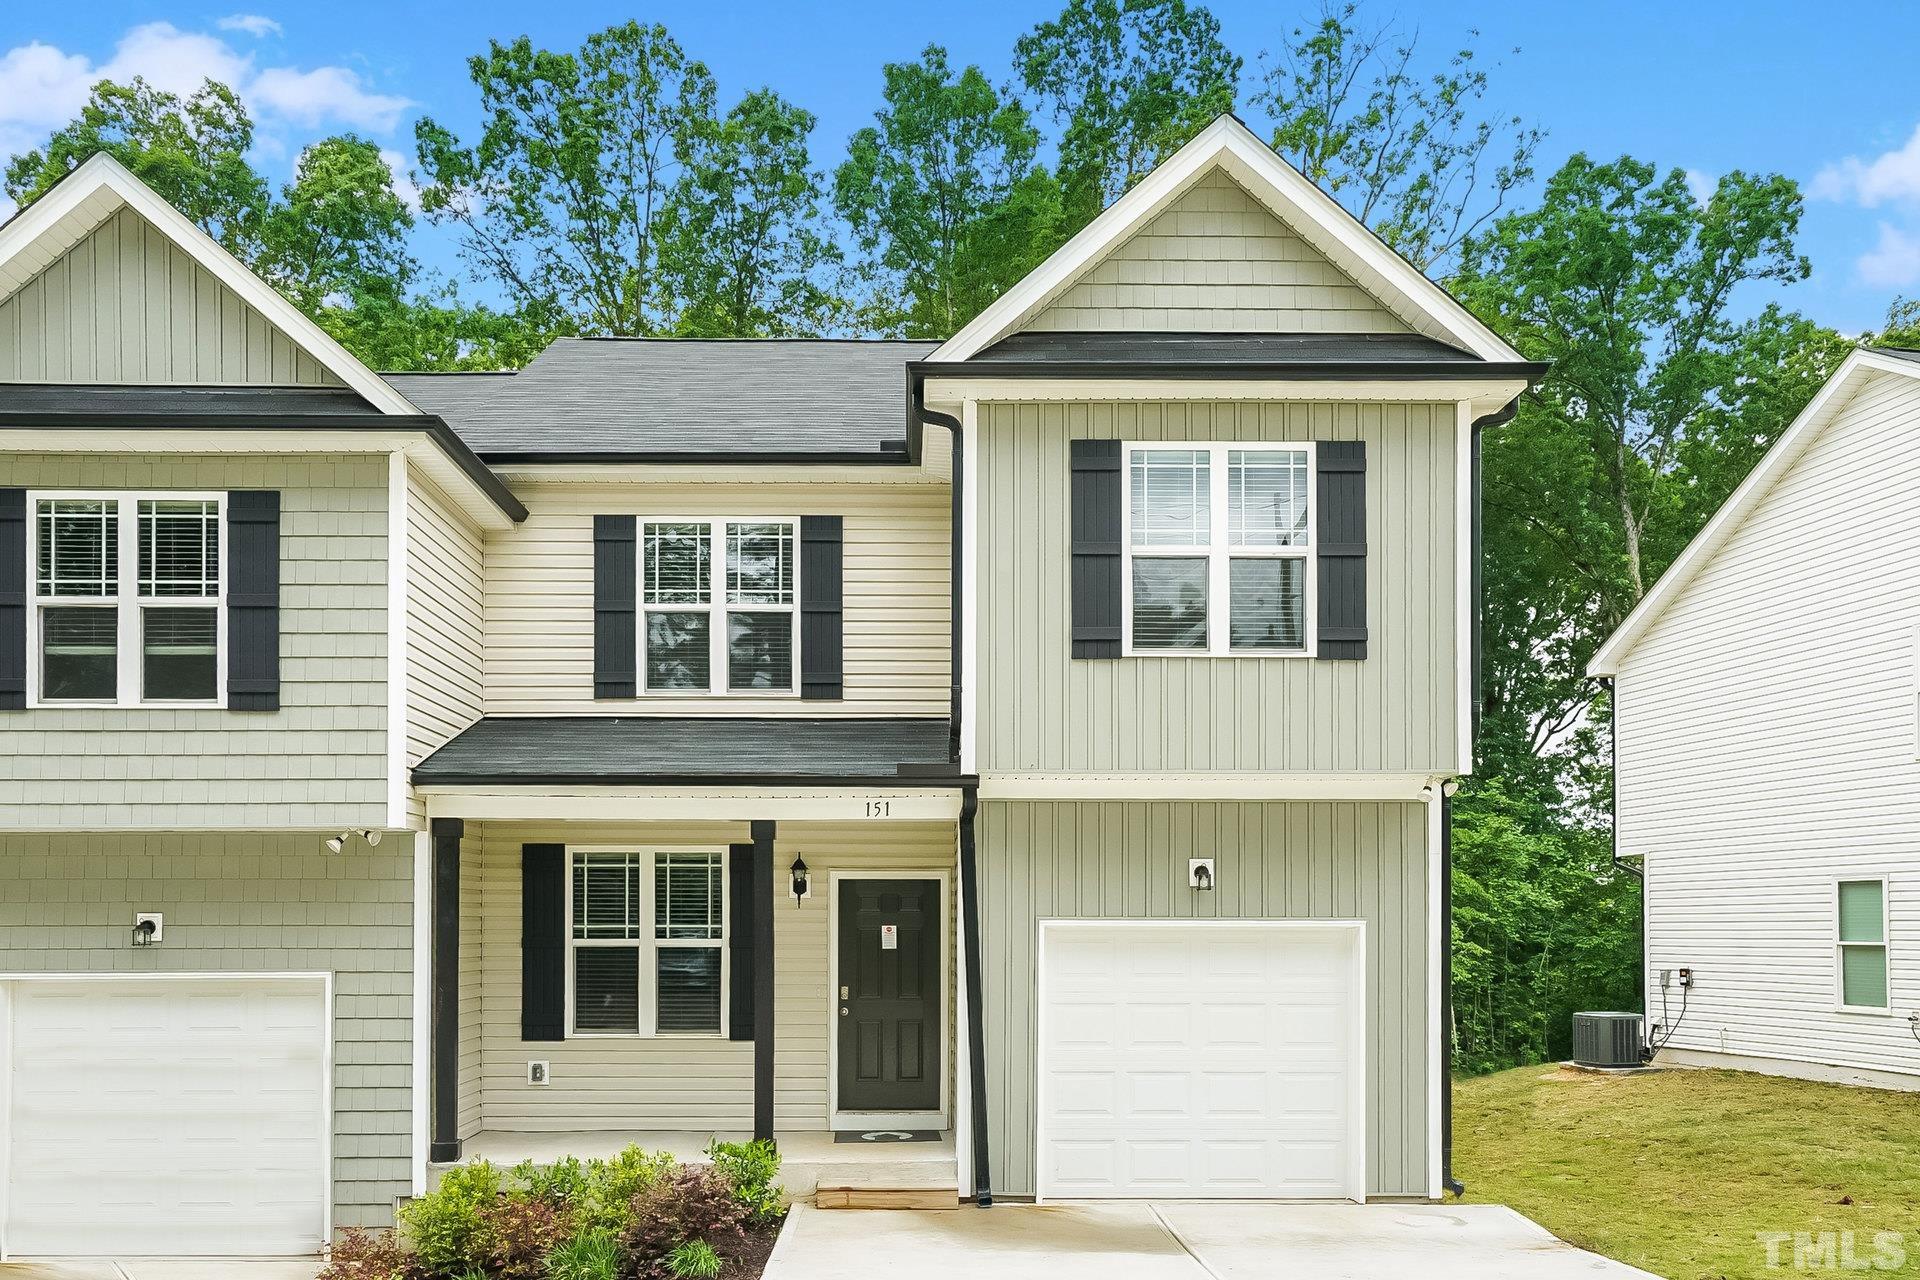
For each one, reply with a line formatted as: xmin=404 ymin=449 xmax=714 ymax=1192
xmin=0 ymin=116 xmax=1540 ymax=1258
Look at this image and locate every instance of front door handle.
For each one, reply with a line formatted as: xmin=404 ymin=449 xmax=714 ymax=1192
xmin=840 ymin=1005 xmax=849 ymax=1017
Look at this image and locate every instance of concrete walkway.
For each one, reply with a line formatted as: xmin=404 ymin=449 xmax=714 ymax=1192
xmin=0 ymin=1260 xmax=316 ymax=1279
xmin=767 ymin=1201 xmax=1663 ymax=1280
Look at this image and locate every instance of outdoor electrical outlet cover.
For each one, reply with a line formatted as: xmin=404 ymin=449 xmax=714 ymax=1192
xmin=528 ymin=1060 xmax=550 ymax=1086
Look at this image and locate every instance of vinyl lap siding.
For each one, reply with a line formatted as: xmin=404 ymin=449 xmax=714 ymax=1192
xmin=0 ymin=207 xmax=339 ymax=385
xmin=0 ymin=830 xmax=414 ymax=1230
xmin=484 ymin=482 xmax=949 ymax=716
xmin=1024 ymin=173 xmax=1411 ymax=335
xmin=406 ymin=467 xmax=484 ymax=766
xmin=1618 ymin=370 xmax=1920 ymax=1078
xmin=469 ymin=820 xmax=955 ymax=1133
xmin=0 ymin=453 xmax=388 ymax=829
xmin=977 ymin=799 xmax=1430 ymax=1199
xmin=977 ymin=401 xmax=1458 ymax=776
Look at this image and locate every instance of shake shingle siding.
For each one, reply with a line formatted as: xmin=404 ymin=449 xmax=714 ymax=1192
xmin=0 ymin=453 xmax=388 ymax=829
xmin=0 ymin=830 xmax=415 ymax=1230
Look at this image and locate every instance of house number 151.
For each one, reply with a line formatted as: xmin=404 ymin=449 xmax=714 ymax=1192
xmin=864 ymin=800 xmax=891 ymax=818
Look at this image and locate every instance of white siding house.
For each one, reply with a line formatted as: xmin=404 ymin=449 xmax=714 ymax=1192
xmin=1591 ymin=348 xmax=1920 ymax=1088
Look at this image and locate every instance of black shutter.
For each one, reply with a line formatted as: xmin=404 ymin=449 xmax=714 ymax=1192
xmin=1315 ymin=441 xmax=1368 ymax=660
xmin=521 ymin=843 xmax=566 ymax=1041
xmin=799 ymin=516 xmax=843 ymax=699
xmin=0 ymin=489 xmax=23 ymax=710
xmin=727 ymin=843 xmax=756 ymax=1041
xmin=594 ymin=515 xmax=637 ymax=699
xmin=226 ymin=491 xmax=281 ymax=710
xmin=1070 ymin=439 xmax=1122 ymax=658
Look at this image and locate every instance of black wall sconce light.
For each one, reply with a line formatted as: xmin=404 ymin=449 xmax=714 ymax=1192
xmin=1188 ymin=857 xmax=1216 ymax=892
xmin=789 ymin=856 xmax=810 ymax=904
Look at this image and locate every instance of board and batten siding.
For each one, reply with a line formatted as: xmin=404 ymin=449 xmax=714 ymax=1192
xmin=1024 ymin=172 xmax=1412 ymax=336
xmin=1616 ymin=368 xmax=1920 ymax=1079
xmin=976 ymin=401 xmax=1458 ymax=776
xmin=484 ymin=481 xmax=949 ymax=716
xmin=0 ymin=830 xmax=414 ymax=1230
xmin=467 ymin=820 xmax=955 ymax=1133
xmin=0 ymin=453 xmax=388 ymax=830
xmin=406 ymin=466 xmax=485 ymax=771
xmin=977 ymin=798 xmax=1430 ymax=1199
xmin=0 ymin=207 xmax=340 ymax=385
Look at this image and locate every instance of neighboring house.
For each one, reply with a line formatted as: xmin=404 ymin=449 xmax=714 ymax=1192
xmin=0 ymin=115 xmax=1540 ymax=1259
xmin=1592 ymin=348 xmax=1920 ymax=1091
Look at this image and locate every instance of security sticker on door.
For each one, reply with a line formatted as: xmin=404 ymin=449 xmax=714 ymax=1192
xmin=881 ymin=923 xmax=898 ymax=950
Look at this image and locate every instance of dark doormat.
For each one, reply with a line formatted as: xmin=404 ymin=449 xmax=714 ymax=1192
xmin=833 ymin=1129 xmax=944 ymax=1143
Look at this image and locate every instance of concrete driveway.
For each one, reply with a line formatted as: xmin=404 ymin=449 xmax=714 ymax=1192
xmin=767 ymin=1202 xmax=1662 ymax=1280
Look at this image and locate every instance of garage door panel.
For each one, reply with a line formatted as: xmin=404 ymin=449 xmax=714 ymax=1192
xmin=4 ymin=978 xmax=328 ymax=1257
xmin=1040 ymin=924 xmax=1362 ymax=1200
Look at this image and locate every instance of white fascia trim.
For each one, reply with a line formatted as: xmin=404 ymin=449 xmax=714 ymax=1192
xmin=960 ymin=405 xmax=980 ymax=775
xmin=419 ymin=788 xmax=966 ymax=823
xmin=978 ymin=773 xmax=1444 ymax=801
xmin=1590 ymin=349 xmax=1918 ymax=675
xmin=928 ymin=115 xmax=1523 ymax=366
xmin=0 ymin=153 xmax=421 ymax=416
xmin=388 ymin=450 xmax=412 ymax=831
xmin=1423 ymin=786 xmax=1444 ymax=1199
xmin=922 ymin=377 xmax=1528 ymax=416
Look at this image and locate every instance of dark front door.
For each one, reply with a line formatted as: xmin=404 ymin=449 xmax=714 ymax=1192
xmin=837 ymin=878 xmax=941 ymax=1113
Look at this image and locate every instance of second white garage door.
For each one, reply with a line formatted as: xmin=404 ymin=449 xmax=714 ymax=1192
xmin=2 ymin=976 xmax=329 ymax=1256
xmin=1037 ymin=921 xmax=1365 ymax=1200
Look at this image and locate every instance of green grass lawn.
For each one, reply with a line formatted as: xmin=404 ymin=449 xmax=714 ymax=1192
xmin=1455 ymin=1065 xmax=1920 ymax=1279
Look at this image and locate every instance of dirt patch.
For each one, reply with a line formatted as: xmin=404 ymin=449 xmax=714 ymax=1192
xmin=726 ymin=1220 xmax=783 ymax=1279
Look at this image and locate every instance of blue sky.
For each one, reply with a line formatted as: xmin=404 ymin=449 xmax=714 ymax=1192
xmin=5 ymin=1 xmax=1920 ymax=333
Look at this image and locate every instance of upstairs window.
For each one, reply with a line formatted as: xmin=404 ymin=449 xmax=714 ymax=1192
xmin=570 ymin=849 xmax=725 ymax=1037
xmin=640 ymin=518 xmax=796 ymax=695
xmin=1124 ymin=444 xmax=1313 ymax=656
xmin=30 ymin=494 xmax=223 ymax=705
xmin=1837 ymin=878 xmax=1890 ymax=1011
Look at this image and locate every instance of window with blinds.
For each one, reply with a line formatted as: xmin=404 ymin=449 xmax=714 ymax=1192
xmin=29 ymin=494 xmax=224 ymax=705
xmin=1125 ymin=445 xmax=1313 ymax=656
xmin=1837 ymin=879 xmax=1889 ymax=1011
xmin=569 ymin=850 xmax=726 ymax=1036
xmin=639 ymin=518 xmax=796 ymax=695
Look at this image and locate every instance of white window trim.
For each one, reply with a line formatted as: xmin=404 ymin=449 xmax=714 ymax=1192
xmin=1120 ymin=441 xmax=1317 ymax=658
xmin=636 ymin=516 xmax=801 ymax=698
xmin=24 ymin=489 xmax=227 ymax=709
xmin=1834 ymin=875 xmax=1893 ymax=1016
xmin=564 ymin=845 xmax=730 ymax=1040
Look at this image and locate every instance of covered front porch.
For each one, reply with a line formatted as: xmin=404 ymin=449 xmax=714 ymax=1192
xmin=412 ymin=715 xmax=980 ymax=1205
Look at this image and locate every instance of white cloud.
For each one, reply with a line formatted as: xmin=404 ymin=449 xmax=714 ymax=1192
xmin=379 ymin=147 xmax=421 ymax=211
xmin=1812 ymin=125 xmax=1920 ymax=207
xmin=252 ymin=65 xmax=409 ymax=131
xmin=1683 ymin=168 xmax=1716 ymax=208
xmin=1857 ymin=223 xmax=1920 ymax=288
xmin=217 ymin=14 xmax=284 ymax=39
xmin=0 ymin=20 xmax=414 ymax=168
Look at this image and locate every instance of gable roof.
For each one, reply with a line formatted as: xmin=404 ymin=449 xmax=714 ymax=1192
xmin=0 ymin=152 xmax=419 ymax=415
xmin=928 ymin=114 xmax=1527 ymax=367
xmin=386 ymin=337 xmax=937 ymax=462
xmin=1590 ymin=347 xmax=1920 ymax=675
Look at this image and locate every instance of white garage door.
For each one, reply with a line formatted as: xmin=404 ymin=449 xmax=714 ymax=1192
xmin=1038 ymin=922 xmax=1364 ymax=1200
xmin=3 ymin=977 xmax=329 ymax=1256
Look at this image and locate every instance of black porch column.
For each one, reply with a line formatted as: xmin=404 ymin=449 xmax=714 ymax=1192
xmin=429 ymin=818 xmax=463 ymax=1163
xmin=751 ymin=819 xmax=776 ymax=1141
xmin=957 ymin=787 xmax=992 ymax=1204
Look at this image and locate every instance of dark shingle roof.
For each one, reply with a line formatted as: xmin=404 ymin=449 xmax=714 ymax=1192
xmin=412 ymin=716 xmax=959 ymax=787
xmin=0 ymin=384 xmax=385 ymax=419
xmin=935 ymin=330 xmax=1547 ymax=378
xmin=386 ymin=338 xmax=937 ymax=462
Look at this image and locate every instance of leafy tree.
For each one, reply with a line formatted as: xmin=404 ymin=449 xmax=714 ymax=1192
xmin=259 ymin=135 xmax=416 ymax=313
xmin=319 ymin=287 xmax=548 ymax=372
xmin=1255 ymin=3 xmax=1540 ymax=272
xmin=1869 ymin=295 xmax=1920 ymax=349
xmin=834 ymin=45 xmax=1063 ymax=337
xmin=5 ymin=77 xmax=268 ymax=258
xmin=656 ymin=89 xmax=843 ymax=336
xmin=414 ymin=22 xmax=719 ymax=336
xmin=1014 ymin=0 xmax=1240 ymax=231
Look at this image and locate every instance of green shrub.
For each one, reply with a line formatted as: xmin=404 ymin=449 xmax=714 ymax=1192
xmin=513 ymin=1155 xmax=587 ymax=1208
xmin=665 ymin=1240 xmax=724 ymax=1279
xmin=475 ymin=1195 xmax=570 ymax=1280
xmin=578 ymin=1145 xmax=675 ymax=1233
xmin=705 ymin=1138 xmax=787 ymax=1226
xmin=545 ymin=1226 xmax=622 ymax=1280
xmin=398 ymin=1161 xmax=503 ymax=1273
xmin=317 ymin=1227 xmax=426 ymax=1280
xmin=621 ymin=1166 xmax=748 ymax=1279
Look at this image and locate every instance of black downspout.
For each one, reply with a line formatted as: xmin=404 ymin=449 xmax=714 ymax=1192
xmin=1439 ymin=795 xmax=1461 ymax=1198
xmin=957 ymin=785 xmax=993 ymax=1205
xmin=912 ymin=375 xmax=965 ymax=763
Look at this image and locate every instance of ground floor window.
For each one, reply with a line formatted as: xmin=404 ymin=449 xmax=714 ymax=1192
xmin=570 ymin=850 xmax=725 ymax=1036
xmin=1837 ymin=878 xmax=1889 ymax=1011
